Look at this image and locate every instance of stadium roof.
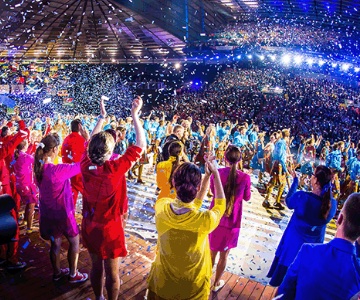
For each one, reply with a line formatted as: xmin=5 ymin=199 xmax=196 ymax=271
xmin=0 ymin=0 xmax=359 ymax=63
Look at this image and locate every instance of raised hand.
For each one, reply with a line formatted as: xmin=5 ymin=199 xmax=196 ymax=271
xmin=100 ymin=97 xmax=107 ymax=117
xmin=131 ymin=96 xmax=143 ymax=116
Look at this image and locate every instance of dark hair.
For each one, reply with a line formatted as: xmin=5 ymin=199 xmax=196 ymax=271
xmin=168 ymin=141 xmax=183 ymax=188
xmin=1 ymin=126 xmax=9 ymax=138
xmin=342 ymin=193 xmax=360 ymax=240
xmin=224 ymin=145 xmax=241 ymax=216
xmin=173 ymin=162 xmax=201 ymax=203
xmin=14 ymin=140 xmax=28 ymax=160
xmin=88 ymin=131 xmax=115 ymax=166
xmin=34 ymin=134 xmax=60 ymax=183
xmin=70 ymin=119 xmax=82 ymax=133
xmin=314 ymin=165 xmax=332 ymax=220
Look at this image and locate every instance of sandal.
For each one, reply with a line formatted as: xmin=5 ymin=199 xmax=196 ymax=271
xmin=213 ymin=279 xmax=225 ymax=292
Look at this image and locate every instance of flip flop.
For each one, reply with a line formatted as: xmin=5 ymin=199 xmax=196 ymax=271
xmin=213 ymin=279 xmax=225 ymax=292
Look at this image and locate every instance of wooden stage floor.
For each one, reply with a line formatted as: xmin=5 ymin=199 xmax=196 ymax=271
xmin=0 ymin=226 xmax=276 ymax=300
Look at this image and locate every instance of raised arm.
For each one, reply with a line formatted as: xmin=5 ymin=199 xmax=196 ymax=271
xmin=90 ymin=97 xmax=107 ymax=138
xmin=131 ymin=96 xmax=146 ymax=151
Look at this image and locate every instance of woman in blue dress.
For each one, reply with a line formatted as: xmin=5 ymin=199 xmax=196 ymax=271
xmin=267 ymin=165 xmax=337 ymax=286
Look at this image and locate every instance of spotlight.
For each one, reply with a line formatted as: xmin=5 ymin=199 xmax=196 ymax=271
xmin=331 ymin=62 xmax=338 ymax=68
xmin=318 ymin=59 xmax=325 ymax=66
xmin=341 ymin=63 xmax=350 ymax=71
xmin=237 ymin=55 xmax=241 ymax=59
xmin=259 ymin=55 xmax=265 ymax=61
xmin=294 ymin=55 xmax=303 ymax=64
xmin=174 ymin=63 xmax=181 ymax=69
xmin=354 ymin=67 xmax=360 ymax=72
xmin=247 ymin=54 xmax=253 ymax=59
xmin=281 ymin=54 xmax=291 ymax=65
xmin=269 ymin=54 xmax=276 ymax=61
xmin=306 ymin=58 xmax=314 ymax=65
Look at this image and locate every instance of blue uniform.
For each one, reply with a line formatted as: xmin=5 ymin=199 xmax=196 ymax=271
xmin=278 ymin=238 xmax=360 ymax=300
xmin=272 ymin=139 xmax=288 ymax=173
xmin=267 ymin=177 xmax=337 ymax=286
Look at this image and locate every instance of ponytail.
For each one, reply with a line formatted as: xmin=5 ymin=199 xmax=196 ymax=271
xmin=223 ymin=145 xmax=242 ymax=217
xmin=14 ymin=140 xmax=28 ymax=161
xmin=34 ymin=134 xmax=60 ymax=183
xmin=224 ymin=163 xmax=237 ymax=216
xmin=314 ymin=165 xmax=332 ymax=220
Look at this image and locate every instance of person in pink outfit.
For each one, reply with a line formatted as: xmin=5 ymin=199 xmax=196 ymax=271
xmin=13 ymin=139 xmax=39 ymax=233
xmin=34 ymin=132 xmax=89 ymax=283
xmin=209 ymin=145 xmax=251 ymax=291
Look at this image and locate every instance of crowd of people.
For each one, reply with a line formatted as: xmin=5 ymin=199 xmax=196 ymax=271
xmin=0 ymin=64 xmax=360 ymax=299
xmin=186 ymin=18 xmax=360 ymax=57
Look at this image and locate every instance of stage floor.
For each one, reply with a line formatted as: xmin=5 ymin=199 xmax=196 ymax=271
xmin=0 ymin=165 xmax=336 ymax=299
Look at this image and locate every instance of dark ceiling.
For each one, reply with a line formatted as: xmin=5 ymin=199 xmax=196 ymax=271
xmin=0 ymin=0 xmax=359 ymax=63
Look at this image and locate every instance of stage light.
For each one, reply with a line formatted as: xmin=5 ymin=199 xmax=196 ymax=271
xmin=43 ymin=98 xmax=51 ymax=104
xmin=281 ymin=54 xmax=291 ymax=65
xmin=269 ymin=54 xmax=276 ymax=61
xmin=237 ymin=55 xmax=241 ymax=59
xmin=354 ymin=67 xmax=360 ymax=72
xmin=215 ymin=56 xmax=219 ymax=59
xmin=247 ymin=54 xmax=252 ymax=59
xmin=341 ymin=63 xmax=350 ymax=71
xmin=306 ymin=58 xmax=314 ymax=65
xmin=174 ymin=63 xmax=181 ymax=69
xmin=259 ymin=55 xmax=265 ymax=61
xmin=294 ymin=55 xmax=303 ymax=64
xmin=318 ymin=59 xmax=325 ymax=66
xmin=331 ymin=62 xmax=337 ymax=68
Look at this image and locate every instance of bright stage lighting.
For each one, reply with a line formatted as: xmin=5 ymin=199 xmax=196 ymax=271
xmin=341 ymin=63 xmax=350 ymax=71
xmin=281 ymin=54 xmax=291 ymax=65
xmin=43 ymin=98 xmax=51 ymax=104
xmin=294 ymin=55 xmax=303 ymax=64
xmin=174 ymin=63 xmax=181 ymax=69
xmin=306 ymin=58 xmax=314 ymax=65
xmin=331 ymin=62 xmax=338 ymax=68
xmin=269 ymin=54 xmax=276 ymax=61
xmin=259 ymin=55 xmax=265 ymax=61
xmin=318 ymin=59 xmax=326 ymax=66
xmin=247 ymin=54 xmax=253 ymax=59
xmin=354 ymin=67 xmax=360 ymax=72
xmin=237 ymin=55 xmax=241 ymax=59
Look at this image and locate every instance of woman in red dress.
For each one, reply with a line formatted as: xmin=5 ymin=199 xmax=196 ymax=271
xmin=81 ymin=96 xmax=146 ymax=300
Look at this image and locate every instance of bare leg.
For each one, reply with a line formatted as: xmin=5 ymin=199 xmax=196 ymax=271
xmin=25 ymin=203 xmax=35 ymax=230
xmin=66 ymin=234 xmax=80 ymax=276
xmin=104 ymin=257 xmax=120 ymax=300
xmin=50 ymin=237 xmax=62 ymax=275
xmin=213 ymin=250 xmax=230 ymax=287
xmin=210 ymin=250 xmax=218 ymax=267
xmin=89 ymin=253 xmax=105 ymax=300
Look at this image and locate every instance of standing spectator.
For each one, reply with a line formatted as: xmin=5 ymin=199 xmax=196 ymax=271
xmin=267 ymin=165 xmax=337 ymax=286
xmin=0 ymin=122 xmax=28 ymax=270
xmin=81 ymin=96 xmax=146 ymax=300
xmin=147 ymin=158 xmax=226 ymax=299
xmin=61 ymin=119 xmax=86 ymax=206
xmin=13 ymin=139 xmax=38 ymax=233
xmin=34 ymin=133 xmax=88 ymax=282
xmin=156 ymin=141 xmax=183 ymax=200
xmin=277 ymin=193 xmax=360 ymax=300
xmin=209 ymin=145 xmax=251 ymax=291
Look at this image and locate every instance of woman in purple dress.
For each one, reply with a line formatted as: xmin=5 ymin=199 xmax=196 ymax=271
xmin=209 ymin=145 xmax=251 ymax=291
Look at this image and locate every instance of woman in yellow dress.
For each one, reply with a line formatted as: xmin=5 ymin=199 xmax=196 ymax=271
xmin=155 ymin=141 xmax=183 ymax=200
xmin=147 ymin=157 xmax=226 ymax=300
